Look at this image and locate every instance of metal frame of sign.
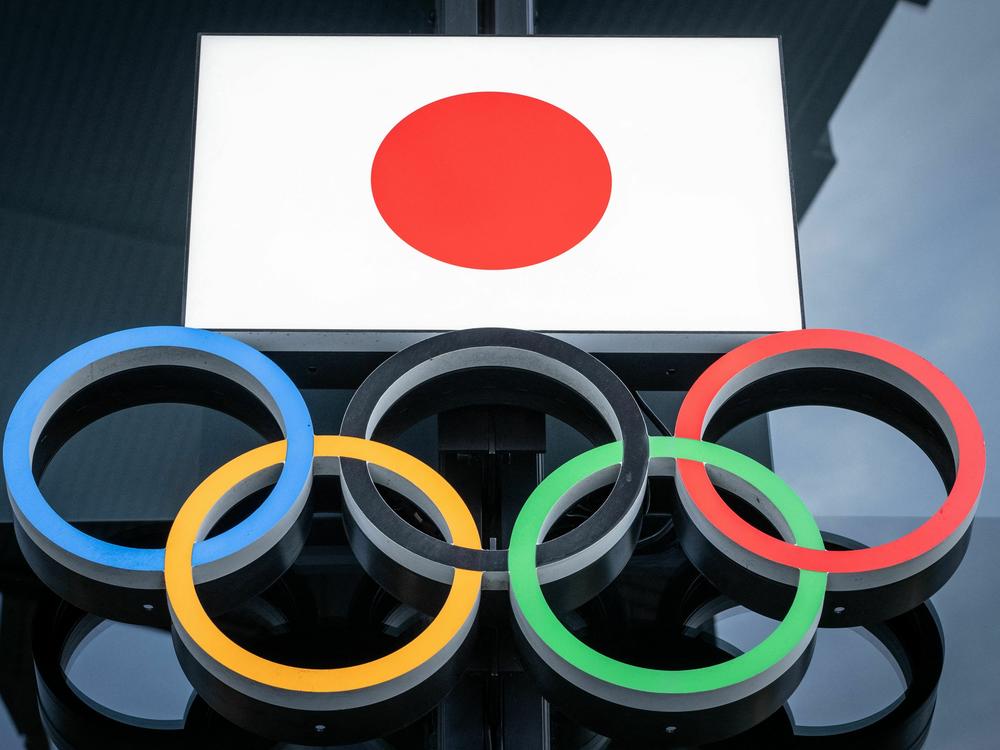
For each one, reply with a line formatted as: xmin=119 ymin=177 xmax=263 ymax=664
xmin=180 ymin=33 xmax=806 ymax=377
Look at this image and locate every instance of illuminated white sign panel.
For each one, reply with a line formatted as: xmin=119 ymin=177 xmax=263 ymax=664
xmin=185 ymin=36 xmax=802 ymax=334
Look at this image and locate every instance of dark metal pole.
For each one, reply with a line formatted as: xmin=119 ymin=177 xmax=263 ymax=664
xmin=436 ymin=0 xmax=478 ymax=34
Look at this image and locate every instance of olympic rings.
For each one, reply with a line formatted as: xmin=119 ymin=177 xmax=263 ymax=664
xmin=3 ymin=324 xmax=984 ymax=746
xmin=164 ymin=436 xmax=482 ymax=744
xmin=340 ymin=327 xmax=649 ymax=610
xmin=2 ymin=326 xmax=314 ymax=623
xmin=674 ymin=328 xmax=985 ymax=624
xmin=509 ymin=436 xmax=826 ymax=744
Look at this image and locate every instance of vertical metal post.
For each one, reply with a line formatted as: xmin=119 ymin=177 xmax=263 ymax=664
xmin=493 ymin=0 xmax=535 ymax=35
xmin=433 ymin=5 xmax=548 ymax=746
xmin=436 ymin=0 xmax=479 ymax=35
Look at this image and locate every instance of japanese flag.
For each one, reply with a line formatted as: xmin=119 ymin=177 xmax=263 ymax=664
xmin=185 ymin=36 xmax=801 ymax=333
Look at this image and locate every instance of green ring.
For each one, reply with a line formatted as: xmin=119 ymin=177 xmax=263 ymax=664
xmin=508 ymin=436 xmax=827 ymax=694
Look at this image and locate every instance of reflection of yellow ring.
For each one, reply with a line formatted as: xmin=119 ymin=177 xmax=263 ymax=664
xmin=164 ymin=435 xmax=482 ymax=692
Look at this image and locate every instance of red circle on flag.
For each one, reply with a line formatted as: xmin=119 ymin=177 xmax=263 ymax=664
xmin=371 ymin=92 xmax=612 ymax=270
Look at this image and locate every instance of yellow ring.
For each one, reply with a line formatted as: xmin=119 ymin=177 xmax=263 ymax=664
xmin=164 ymin=435 xmax=482 ymax=692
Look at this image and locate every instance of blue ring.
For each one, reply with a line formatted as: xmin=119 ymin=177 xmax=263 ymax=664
xmin=2 ymin=326 xmax=314 ymax=573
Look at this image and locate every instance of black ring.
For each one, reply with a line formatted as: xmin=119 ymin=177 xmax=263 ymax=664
xmin=339 ymin=328 xmax=649 ymax=611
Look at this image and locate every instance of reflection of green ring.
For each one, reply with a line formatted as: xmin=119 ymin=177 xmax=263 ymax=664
xmin=509 ymin=436 xmax=826 ymax=700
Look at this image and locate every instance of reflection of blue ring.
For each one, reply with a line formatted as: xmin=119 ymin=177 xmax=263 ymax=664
xmin=3 ymin=326 xmax=313 ymax=578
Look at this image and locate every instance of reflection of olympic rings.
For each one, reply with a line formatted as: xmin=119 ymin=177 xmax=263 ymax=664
xmin=674 ymin=328 xmax=985 ymax=624
xmin=774 ymin=534 xmax=944 ymax=747
xmin=509 ymin=436 xmax=825 ymax=744
xmin=3 ymin=324 xmax=985 ymax=747
xmin=3 ymin=326 xmax=314 ymax=623
xmin=165 ymin=436 xmax=481 ymax=744
xmin=672 ymin=566 xmax=944 ymax=748
xmin=32 ymin=596 xmax=272 ymax=750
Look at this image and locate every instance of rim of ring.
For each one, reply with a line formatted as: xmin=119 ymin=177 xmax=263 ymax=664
xmin=165 ymin=436 xmax=482 ymax=696
xmin=338 ymin=327 xmax=649 ymax=587
xmin=2 ymin=325 xmax=314 ymax=573
xmin=508 ymin=436 xmax=826 ymax=702
xmin=674 ymin=328 xmax=985 ymax=574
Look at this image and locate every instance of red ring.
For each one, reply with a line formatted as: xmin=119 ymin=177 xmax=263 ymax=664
xmin=675 ymin=329 xmax=985 ymax=574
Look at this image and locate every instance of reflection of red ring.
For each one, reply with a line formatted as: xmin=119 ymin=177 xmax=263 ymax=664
xmin=675 ymin=328 xmax=985 ymax=574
